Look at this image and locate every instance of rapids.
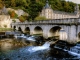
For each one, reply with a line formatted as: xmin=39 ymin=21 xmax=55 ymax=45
xmin=0 ymin=38 xmax=80 ymax=60
xmin=28 ymin=42 xmax=50 ymax=52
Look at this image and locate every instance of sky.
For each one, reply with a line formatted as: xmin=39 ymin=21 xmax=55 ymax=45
xmin=65 ymin=0 xmax=80 ymax=4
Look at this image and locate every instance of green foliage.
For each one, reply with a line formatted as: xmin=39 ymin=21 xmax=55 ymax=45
xmin=11 ymin=0 xmax=16 ymax=7
xmin=12 ymin=19 xmax=16 ymax=23
xmin=3 ymin=0 xmax=80 ymax=20
xmin=0 ymin=0 xmax=4 ymax=9
xmin=35 ymin=16 xmax=46 ymax=20
xmin=27 ymin=0 xmax=43 ymax=20
xmin=8 ymin=10 xmax=18 ymax=18
xmin=0 ymin=28 xmax=13 ymax=32
xmin=18 ymin=15 xmax=26 ymax=22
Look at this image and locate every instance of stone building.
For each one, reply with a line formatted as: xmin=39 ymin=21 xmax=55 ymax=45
xmin=40 ymin=0 xmax=80 ymax=19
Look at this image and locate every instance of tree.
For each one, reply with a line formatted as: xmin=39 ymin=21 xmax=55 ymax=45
xmin=0 ymin=0 xmax=4 ymax=9
xmin=8 ymin=10 xmax=18 ymax=18
xmin=15 ymin=0 xmax=27 ymax=7
xmin=28 ymin=0 xmax=43 ymax=20
xmin=2 ymin=0 xmax=80 ymax=20
xmin=63 ymin=1 xmax=70 ymax=12
xmin=11 ymin=0 xmax=16 ymax=7
xmin=19 ymin=15 xmax=26 ymax=22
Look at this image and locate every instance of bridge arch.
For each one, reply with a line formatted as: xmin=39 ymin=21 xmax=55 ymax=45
xmin=13 ymin=26 xmax=16 ymax=31
xmin=33 ymin=26 xmax=43 ymax=36
xmin=48 ymin=26 xmax=68 ymax=40
xmin=18 ymin=27 xmax=23 ymax=33
xmin=48 ymin=26 xmax=61 ymax=38
xmin=24 ymin=27 xmax=30 ymax=34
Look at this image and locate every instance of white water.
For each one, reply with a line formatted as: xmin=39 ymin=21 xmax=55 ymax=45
xmin=14 ymin=34 xmax=27 ymax=39
xmin=28 ymin=42 xmax=50 ymax=52
xmin=26 ymin=36 xmax=36 ymax=41
xmin=68 ymin=51 xmax=80 ymax=58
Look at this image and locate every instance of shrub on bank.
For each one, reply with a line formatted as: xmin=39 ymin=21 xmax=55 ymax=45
xmin=0 ymin=28 xmax=13 ymax=32
xmin=35 ymin=16 xmax=46 ymax=21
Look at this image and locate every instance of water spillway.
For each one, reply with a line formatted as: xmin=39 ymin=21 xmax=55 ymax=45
xmin=28 ymin=42 xmax=50 ymax=52
xmin=0 ymin=38 xmax=80 ymax=60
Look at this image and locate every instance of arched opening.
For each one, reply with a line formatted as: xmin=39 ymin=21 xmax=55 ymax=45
xmin=34 ymin=26 xmax=43 ymax=36
xmin=24 ymin=27 xmax=30 ymax=34
xmin=13 ymin=26 xmax=16 ymax=31
xmin=49 ymin=26 xmax=68 ymax=40
xmin=18 ymin=27 xmax=23 ymax=33
xmin=78 ymin=32 xmax=80 ymax=40
xmin=49 ymin=26 xmax=61 ymax=39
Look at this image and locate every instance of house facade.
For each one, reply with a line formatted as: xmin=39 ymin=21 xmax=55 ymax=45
xmin=40 ymin=0 xmax=80 ymax=19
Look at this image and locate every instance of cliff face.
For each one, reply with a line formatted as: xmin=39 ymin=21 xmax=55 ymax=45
xmin=0 ymin=7 xmax=28 ymax=28
xmin=0 ymin=15 xmax=12 ymax=28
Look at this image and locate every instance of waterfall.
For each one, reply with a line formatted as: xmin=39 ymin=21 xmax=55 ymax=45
xmin=68 ymin=51 xmax=80 ymax=58
xmin=68 ymin=45 xmax=80 ymax=58
xmin=28 ymin=42 xmax=50 ymax=52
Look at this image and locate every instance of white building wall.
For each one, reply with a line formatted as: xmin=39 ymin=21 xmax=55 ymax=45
xmin=40 ymin=7 xmax=80 ymax=19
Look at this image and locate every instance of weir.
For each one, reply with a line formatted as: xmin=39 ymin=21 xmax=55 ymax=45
xmin=0 ymin=38 xmax=80 ymax=59
xmin=28 ymin=42 xmax=50 ymax=52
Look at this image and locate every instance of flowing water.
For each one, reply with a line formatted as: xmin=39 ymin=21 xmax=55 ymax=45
xmin=0 ymin=38 xmax=80 ymax=60
xmin=27 ymin=42 xmax=50 ymax=52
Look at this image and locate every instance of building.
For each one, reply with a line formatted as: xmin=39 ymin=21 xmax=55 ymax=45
xmin=40 ymin=0 xmax=80 ymax=19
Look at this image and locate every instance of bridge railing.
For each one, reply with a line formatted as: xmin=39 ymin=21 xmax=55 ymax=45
xmin=30 ymin=18 xmax=80 ymax=24
xmin=12 ymin=18 xmax=80 ymax=25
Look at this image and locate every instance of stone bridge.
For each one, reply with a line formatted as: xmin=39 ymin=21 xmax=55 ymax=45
xmin=11 ymin=18 xmax=80 ymax=43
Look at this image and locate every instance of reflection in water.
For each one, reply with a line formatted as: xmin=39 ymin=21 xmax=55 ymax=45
xmin=1 ymin=42 xmax=13 ymax=51
xmin=0 ymin=39 xmax=13 ymax=52
xmin=0 ymin=38 xmax=27 ymax=52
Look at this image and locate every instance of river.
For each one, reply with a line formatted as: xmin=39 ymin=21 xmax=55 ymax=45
xmin=0 ymin=38 xmax=80 ymax=60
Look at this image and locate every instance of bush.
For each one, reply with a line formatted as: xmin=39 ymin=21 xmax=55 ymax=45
xmin=12 ymin=19 xmax=16 ymax=23
xmin=8 ymin=10 xmax=18 ymax=18
xmin=35 ymin=16 xmax=46 ymax=20
xmin=19 ymin=15 xmax=26 ymax=22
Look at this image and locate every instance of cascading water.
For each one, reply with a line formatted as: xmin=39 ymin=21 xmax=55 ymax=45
xmin=28 ymin=42 xmax=50 ymax=52
xmin=1 ymin=38 xmax=80 ymax=60
xmin=68 ymin=45 xmax=80 ymax=58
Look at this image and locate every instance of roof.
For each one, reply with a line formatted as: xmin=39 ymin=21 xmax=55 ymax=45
xmin=43 ymin=0 xmax=51 ymax=9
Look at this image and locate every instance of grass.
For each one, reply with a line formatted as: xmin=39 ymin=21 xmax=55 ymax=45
xmin=0 ymin=28 xmax=13 ymax=32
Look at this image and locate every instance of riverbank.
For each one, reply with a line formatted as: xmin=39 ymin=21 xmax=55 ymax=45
xmin=0 ymin=38 xmax=28 ymax=52
xmin=0 ymin=28 xmax=12 ymax=32
xmin=0 ymin=38 xmax=80 ymax=60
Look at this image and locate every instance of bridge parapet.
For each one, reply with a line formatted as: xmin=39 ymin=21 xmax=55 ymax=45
xmin=12 ymin=18 xmax=80 ymax=25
